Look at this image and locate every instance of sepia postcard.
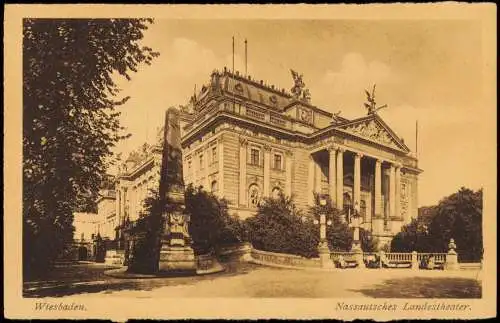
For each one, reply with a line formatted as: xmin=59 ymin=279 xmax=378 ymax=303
xmin=4 ymin=3 xmax=497 ymax=321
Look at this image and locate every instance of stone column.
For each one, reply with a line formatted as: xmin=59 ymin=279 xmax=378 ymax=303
xmin=308 ymin=155 xmax=315 ymax=206
xmin=395 ymin=164 xmax=401 ymax=218
xmin=354 ymin=152 xmax=363 ymax=211
xmin=285 ymin=151 xmax=293 ymax=197
xmin=263 ymin=145 xmax=271 ymax=197
xmin=374 ymin=159 xmax=382 ymax=216
xmin=389 ymin=164 xmax=396 ymax=218
xmin=336 ymin=148 xmax=344 ymax=210
xmin=315 ymin=157 xmax=322 ymax=194
xmin=328 ymin=146 xmax=337 ymax=205
xmin=115 ymin=189 xmax=121 ymax=226
xmin=218 ymin=136 xmax=224 ymax=197
xmin=193 ymin=151 xmax=199 ymax=182
xmin=204 ymin=146 xmax=210 ymax=189
xmin=239 ymin=138 xmax=248 ymax=206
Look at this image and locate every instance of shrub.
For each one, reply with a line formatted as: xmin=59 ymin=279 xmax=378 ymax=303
xmin=185 ymin=185 xmax=246 ymax=255
xmin=245 ymin=193 xmax=319 ymax=258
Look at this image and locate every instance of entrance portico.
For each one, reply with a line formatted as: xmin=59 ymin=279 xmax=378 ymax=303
xmin=308 ymin=143 xmax=406 ymax=238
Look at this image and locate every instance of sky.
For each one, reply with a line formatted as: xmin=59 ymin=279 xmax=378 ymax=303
xmin=111 ymin=19 xmax=493 ymax=207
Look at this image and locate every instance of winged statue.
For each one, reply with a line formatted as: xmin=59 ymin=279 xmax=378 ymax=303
xmin=364 ymin=84 xmax=388 ymax=115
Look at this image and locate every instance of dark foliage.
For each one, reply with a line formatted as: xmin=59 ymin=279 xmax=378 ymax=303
xmin=391 ymin=187 xmax=483 ymax=262
xmin=23 ymin=18 xmax=159 ymax=278
xmin=185 ymin=185 xmax=246 ymax=255
xmin=245 ymin=193 xmax=320 ymax=258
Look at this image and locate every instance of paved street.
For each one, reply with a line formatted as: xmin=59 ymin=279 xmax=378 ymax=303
xmin=24 ymin=261 xmax=482 ymax=298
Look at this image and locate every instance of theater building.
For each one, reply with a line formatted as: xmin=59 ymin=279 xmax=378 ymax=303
xmin=112 ymin=67 xmax=422 ymax=246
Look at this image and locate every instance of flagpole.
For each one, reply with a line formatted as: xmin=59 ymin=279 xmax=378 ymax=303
xmin=232 ymin=36 xmax=235 ymax=110
xmin=245 ymin=38 xmax=248 ymax=76
xmin=416 ymin=119 xmax=419 ymax=157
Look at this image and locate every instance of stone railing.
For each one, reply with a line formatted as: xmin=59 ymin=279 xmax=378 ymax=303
xmin=184 ymin=101 xmax=297 ymax=135
xmin=250 ymin=248 xmax=321 ymax=269
xmin=330 ymin=251 xmax=357 ymax=262
xmin=330 ymin=246 xmax=455 ymax=270
xmin=416 ymin=253 xmax=447 ymax=264
xmin=245 ymin=107 xmax=266 ymax=121
xmin=385 ymin=252 xmax=413 ymax=263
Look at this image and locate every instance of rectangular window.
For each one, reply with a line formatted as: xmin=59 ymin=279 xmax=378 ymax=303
xmin=199 ymin=154 xmax=204 ymax=170
xmin=273 ymin=154 xmax=282 ymax=170
xmin=250 ymin=148 xmax=260 ymax=166
xmin=212 ymin=146 xmax=217 ymax=163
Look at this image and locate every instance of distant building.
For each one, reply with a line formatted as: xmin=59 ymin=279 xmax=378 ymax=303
xmin=105 ymin=67 xmax=422 ymax=249
xmin=70 ymin=212 xmax=100 ymax=261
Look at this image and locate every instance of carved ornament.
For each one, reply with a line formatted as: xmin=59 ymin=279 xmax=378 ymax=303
xmin=343 ymin=120 xmax=397 ymax=149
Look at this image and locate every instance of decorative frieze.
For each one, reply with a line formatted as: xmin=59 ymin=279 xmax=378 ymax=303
xmin=343 ymin=120 xmax=398 ymax=149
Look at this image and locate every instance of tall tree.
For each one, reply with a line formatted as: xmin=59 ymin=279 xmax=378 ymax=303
xmin=391 ymin=187 xmax=483 ymax=262
xmin=23 ymin=19 xmax=159 ymax=278
xmin=428 ymin=187 xmax=483 ymax=262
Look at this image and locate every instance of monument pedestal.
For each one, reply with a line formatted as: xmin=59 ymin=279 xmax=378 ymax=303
xmin=158 ymin=245 xmax=196 ymax=274
xmin=318 ymin=241 xmax=334 ymax=268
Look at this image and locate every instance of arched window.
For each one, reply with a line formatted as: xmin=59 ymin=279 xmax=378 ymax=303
xmin=271 ymin=187 xmax=282 ymax=199
xmin=248 ymin=184 xmax=261 ymax=208
xmin=211 ymin=180 xmax=218 ymax=193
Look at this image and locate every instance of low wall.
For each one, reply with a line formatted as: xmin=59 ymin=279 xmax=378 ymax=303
xmin=250 ymin=248 xmax=321 ymax=269
xmin=196 ymin=253 xmax=225 ymax=275
xmin=217 ymin=242 xmax=252 ymax=262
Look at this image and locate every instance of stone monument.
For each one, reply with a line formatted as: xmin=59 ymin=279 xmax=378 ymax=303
xmin=157 ymin=107 xmax=196 ymax=274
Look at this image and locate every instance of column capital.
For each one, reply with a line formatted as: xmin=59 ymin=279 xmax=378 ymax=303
xmin=285 ymin=150 xmax=293 ymax=157
xmin=375 ymin=158 xmax=383 ymax=165
xmin=327 ymin=144 xmax=338 ymax=152
xmin=355 ymin=152 xmax=364 ymax=158
xmin=337 ymin=147 xmax=346 ymax=153
xmin=239 ymin=137 xmax=248 ymax=146
xmin=263 ymin=144 xmax=272 ymax=152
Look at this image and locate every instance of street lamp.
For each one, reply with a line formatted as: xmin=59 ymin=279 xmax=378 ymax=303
xmin=350 ymin=201 xmax=366 ymax=268
xmin=314 ymin=198 xmax=333 ymax=268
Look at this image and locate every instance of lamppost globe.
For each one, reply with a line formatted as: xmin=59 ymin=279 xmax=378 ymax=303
xmin=327 ymin=220 xmax=332 ymax=226
xmin=319 ymin=198 xmax=327 ymax=206
xmin=313 ymin=219 xmax=319 ymax=225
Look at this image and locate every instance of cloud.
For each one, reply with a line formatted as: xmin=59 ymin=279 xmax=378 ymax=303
xmin=314 ymin=53 xmax=401 ymax=117
xmin=323 ymin=52 xmax=397 ymax=94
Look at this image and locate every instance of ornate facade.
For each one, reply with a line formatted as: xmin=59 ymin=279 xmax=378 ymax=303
xmin=109 ymin=67 xmax=422 ymax=247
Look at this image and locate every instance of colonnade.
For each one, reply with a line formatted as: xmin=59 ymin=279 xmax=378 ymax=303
xmin=309 ymin=145 xmax=402 ymax=219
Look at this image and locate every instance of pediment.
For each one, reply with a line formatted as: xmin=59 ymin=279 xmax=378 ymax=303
xmin=336 ymin=115 xmax=409 ymax=152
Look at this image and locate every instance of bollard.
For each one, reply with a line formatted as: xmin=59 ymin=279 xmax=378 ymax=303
xmin=354 ymin=248 xmax=365 ymax=268
xmin=445 ymin=238 xmax=460 ymax=270
xmin=411 ymin=251 xmax=419 ymax=270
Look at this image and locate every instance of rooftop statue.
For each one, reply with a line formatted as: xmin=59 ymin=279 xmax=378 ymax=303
xmin=290 ymin=69 xmax=311 ymax=103
xmin=364 ymin=84 xmax=388 ymax=115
